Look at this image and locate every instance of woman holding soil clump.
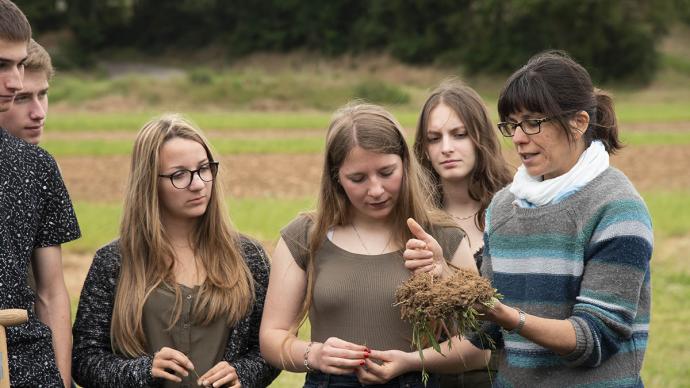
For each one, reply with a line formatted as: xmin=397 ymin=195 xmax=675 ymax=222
xmin=435 ymin=51 xmax=652 ymax=386
xmin=413 ymin=79 xmax=513 ymax=387
xmin=259 ymin=102 xmax=490 ymax=387
xmin=72 ymin=115 xmax=279 ymax=387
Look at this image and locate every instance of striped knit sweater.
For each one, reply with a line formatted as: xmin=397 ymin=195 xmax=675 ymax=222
xmin=470 ymin=167 xmax=652 ymax=387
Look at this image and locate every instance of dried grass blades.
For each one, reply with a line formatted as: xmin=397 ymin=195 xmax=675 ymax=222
xmin=394 ymin=269 xmax=502 ymax=384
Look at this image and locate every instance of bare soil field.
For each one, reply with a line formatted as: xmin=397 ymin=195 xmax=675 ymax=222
xmin=58 ymin=144 xmax=690 ymax=203
xmin=59 ymin=153 xmax=324 ymax=202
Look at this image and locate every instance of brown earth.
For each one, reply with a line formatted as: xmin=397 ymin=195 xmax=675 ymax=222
xmin=58 ymin=144 xmax=690 ymax=203
xmin=59 ymin=153 xmax=323 ymax=202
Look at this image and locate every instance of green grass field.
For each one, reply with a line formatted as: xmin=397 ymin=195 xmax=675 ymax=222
xmin=40 ymin=129 xmax=690 ymax=158
xmin=45 ymin=101 xmax=690 ymax=134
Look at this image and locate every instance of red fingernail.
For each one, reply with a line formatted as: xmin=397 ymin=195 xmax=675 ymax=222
xmin=366 ymin=347 xmax=371 ymax=353
xmin=360 ymin=360 xmax=366 ymax=366
xmin=364 ymin=352 xmax=369 ymax=358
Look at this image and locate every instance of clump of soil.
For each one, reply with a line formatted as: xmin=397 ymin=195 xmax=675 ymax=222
xmin=397 ymin=269 xmax=497 ymax=323
xmin=395 ymin=269 xmax=501 ymax=383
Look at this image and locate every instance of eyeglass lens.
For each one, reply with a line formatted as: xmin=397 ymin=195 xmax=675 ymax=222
xmin=171 ymin=164 xmax=217 ymax=189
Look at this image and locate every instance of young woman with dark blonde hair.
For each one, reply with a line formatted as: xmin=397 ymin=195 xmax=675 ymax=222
xmin=72 ymin=114 xmax=279 ymax=387
xmin=260 ymin=102 xmax=489 ymax=388
xmin=413 ymin=79 xmax=513 ymax=387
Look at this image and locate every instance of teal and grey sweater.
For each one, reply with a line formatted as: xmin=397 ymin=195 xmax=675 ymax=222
xmin=470 ymin=167 xmax=652 ymax=387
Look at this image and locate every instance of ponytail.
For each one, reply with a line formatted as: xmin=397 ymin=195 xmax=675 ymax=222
xmin=590 ymin=88 xmax=622 ymax=154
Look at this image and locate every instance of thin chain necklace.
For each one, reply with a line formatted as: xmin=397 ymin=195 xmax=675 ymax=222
xmin=351 ymin=223 xmax=392 ymax=255
xmin=452 ymin=209 xmax=479 ymax=221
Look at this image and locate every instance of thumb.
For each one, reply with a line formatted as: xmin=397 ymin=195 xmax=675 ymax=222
xmin=367 ymin=349 xmax=393 ymax=362
xmin=407 ymin=218 xmax=431 ymax=242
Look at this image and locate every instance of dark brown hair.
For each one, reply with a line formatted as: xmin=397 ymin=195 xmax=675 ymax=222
xmin=0 ymin=0 xmax=31 ymax=43
xmin=414 ymin=79 xmax=513 ymax=230
xmin=498 ymin=50 xmax=622 ymax=154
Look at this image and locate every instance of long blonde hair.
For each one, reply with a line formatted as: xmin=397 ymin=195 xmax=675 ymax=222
xmin=112 ymin=114 xmax=255 ymax=357
xmin=290 ymin=102 xmax=452 ymax=337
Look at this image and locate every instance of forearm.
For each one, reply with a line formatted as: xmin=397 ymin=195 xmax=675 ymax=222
xmin=488 ymin=303 xmax=576 ymax=355
xmin=414 ymin=337 xmax=490 ymax=374
xmin=36 ymin=285 xmax=72 ymax=386
xmin=260 ymin=328 xmax=312 ymax=372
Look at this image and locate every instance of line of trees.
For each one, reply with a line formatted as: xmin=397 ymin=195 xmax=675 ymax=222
xmin=17 ymin=0 xmax=690 ymax=82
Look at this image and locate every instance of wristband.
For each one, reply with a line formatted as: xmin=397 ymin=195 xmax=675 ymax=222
xmin=507 ymin=308 xmax=526 ymax=335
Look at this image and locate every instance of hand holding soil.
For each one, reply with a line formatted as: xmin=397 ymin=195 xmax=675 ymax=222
xmin=395 ymin=269 xmax=502 ymax=382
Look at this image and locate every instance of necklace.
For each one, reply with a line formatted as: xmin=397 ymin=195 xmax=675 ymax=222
xmin=351 ymin=223 xmax=392 ymax=255
xmin=452 ymin=209 xmax=479 ymax=221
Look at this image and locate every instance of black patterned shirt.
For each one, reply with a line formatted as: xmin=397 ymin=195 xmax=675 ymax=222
xmin=72 ymin=236 xmax=280 ymax=388
xmin=0 ymin=128 xmax=81 ymax=387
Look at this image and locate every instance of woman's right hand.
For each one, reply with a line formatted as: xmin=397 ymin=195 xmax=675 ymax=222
xmin=309 ymin=337 xmax=369 ymax=375
xmin=355 ymin=349 xmax=414 ymax=385
xmin=151 ymin=346 xmax=195 ymax=382
xmin=403 ymin=218 xmax=450 ymax=278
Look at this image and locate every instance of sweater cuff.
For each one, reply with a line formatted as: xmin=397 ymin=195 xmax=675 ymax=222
xmin=467 ymin=322 xmax=502 ymax=350
xmin=562 ymin=317 xmax=593 ymax=367
xmin=134 ymin=354 xmax=156 ymax=386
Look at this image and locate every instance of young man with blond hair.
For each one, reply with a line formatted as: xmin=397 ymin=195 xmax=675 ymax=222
xmin=0 ymin=39 xmax=53 ymax=144
xmin=0 ymin=1 xmax=80 ymax=386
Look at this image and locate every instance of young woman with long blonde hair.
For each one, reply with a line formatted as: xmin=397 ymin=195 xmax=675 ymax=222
xmin=72 ymin=114 xmax=279 ymax=387
xmin=260 ymin=103 xmax=489 ymax=388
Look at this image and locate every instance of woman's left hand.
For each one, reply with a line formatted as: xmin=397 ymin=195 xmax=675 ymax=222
xmin=403 ymin=218 xmax=449 ymax=277
xmin=354 ymin=349 xmax=414 ymax=385
xmin=197 ymin=361 xmax=241 ymax=388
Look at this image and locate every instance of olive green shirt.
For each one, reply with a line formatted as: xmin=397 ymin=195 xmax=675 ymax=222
xmin=281 ymin=215 xmax=464 ymax=352
xmin=143 ymin=284 xmax=229 ymax=388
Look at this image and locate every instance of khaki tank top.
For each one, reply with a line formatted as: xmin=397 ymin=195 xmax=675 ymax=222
xmin=280 ymin=215 xmax=464 ymax=351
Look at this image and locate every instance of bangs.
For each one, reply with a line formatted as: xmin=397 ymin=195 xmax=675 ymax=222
xmin=498 ymin=69 xmax=562 ymax=121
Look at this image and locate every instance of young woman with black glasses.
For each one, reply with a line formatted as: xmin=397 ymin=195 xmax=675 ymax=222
xmin=72 ymin=114 xmax=279 ymax=388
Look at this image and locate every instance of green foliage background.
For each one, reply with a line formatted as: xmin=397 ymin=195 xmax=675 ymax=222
xmin=16 ymin=0 xmax=690 ymax=82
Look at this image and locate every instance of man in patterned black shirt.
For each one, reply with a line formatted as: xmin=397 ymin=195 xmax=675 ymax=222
xmin=0 ymin=1 xmax=81 ymax=386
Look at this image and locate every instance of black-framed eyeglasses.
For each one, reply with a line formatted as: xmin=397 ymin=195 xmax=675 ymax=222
xmin=158 ymin=161 xmax=219 ymax=189
xmin=497 ymin=117 xmax=553 ymax=137
xmin=497 ymin=111 xmax=577 ymax=137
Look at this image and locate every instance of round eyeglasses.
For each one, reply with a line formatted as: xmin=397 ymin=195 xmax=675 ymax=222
xmin=158 ymin=161 xmax=219 ymax=189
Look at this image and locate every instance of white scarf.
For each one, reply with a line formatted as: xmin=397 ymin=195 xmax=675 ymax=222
xmin=510 ymin=141 xmax=609 ymax=208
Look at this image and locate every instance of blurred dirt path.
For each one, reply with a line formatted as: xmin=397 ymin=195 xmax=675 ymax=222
xmin=58 ymin=154 xmax=323 ymax=202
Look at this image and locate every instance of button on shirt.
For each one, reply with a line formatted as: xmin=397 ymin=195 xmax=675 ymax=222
xmin=142 ymin=283 xmax=230 ymax=387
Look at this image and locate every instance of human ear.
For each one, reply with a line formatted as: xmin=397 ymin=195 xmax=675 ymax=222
xmin=571 ymin=111 xmax=590 ymax=138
